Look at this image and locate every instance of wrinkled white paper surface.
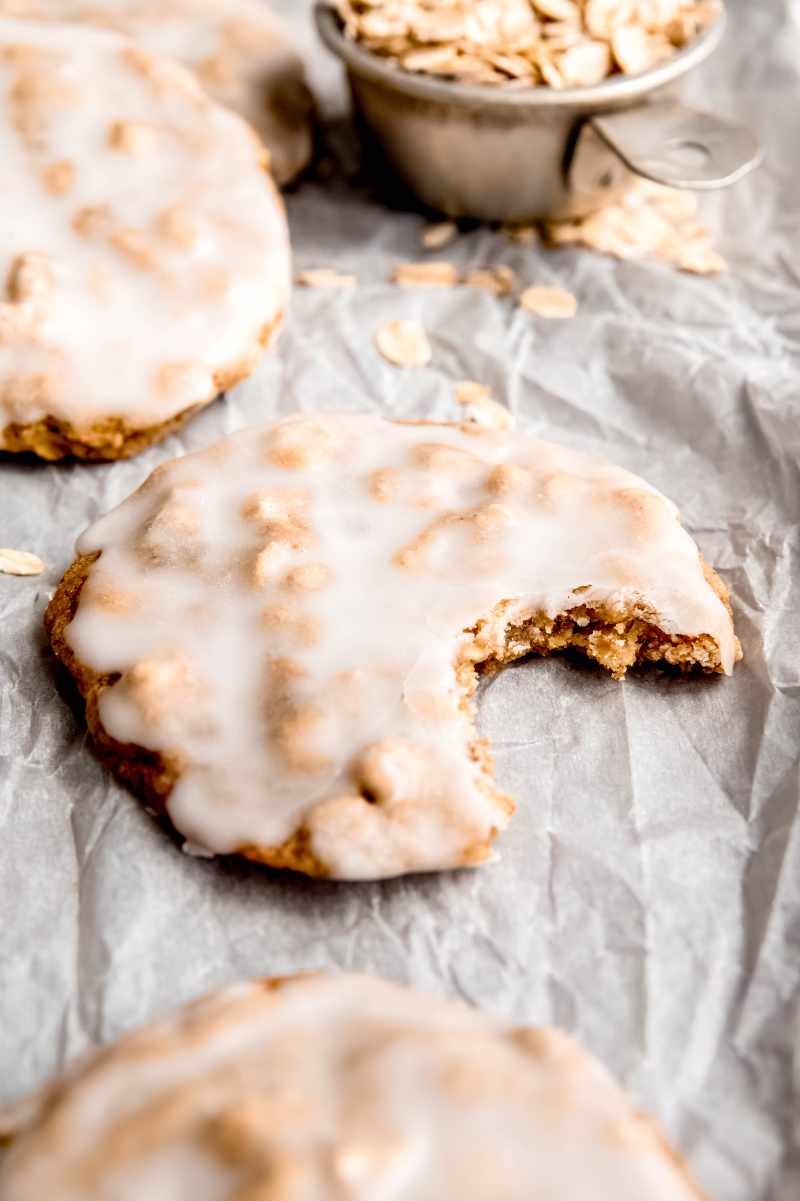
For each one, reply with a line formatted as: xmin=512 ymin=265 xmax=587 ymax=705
xmin=0 ymin=1 xmax=798 ymax=1198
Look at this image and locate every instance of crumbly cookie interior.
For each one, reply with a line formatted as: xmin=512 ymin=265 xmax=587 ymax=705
xmin=452 ymin=593 xmax=728 ymax=814
xmin=466 ymin=596 xmax=726 ymax=683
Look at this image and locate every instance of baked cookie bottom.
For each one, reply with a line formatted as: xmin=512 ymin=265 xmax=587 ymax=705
xmin=45 ymin=547 xmax=739 ymax=879
xmin=1 ymin=315 xmax=282 ymax=462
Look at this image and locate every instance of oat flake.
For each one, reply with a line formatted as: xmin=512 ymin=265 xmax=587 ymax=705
xmin=421 ymin=221 xmax=457 ymax=250
xmin=375 ymin=319 xmax=432 ymax=367
xmin=519 ymin=285 xmax=578 ymax=318
xmin=465 ymin=265 xmax=518 ymax=296
xmin=455 ymin=380 xmax=492 ymax=406
xmin=0 ymin=548 xmax=45 ymax=576
xmin=296 ymin=269 xmax=357 ymax=289
xmin=393 ymin=261 xmax=459 ymax=288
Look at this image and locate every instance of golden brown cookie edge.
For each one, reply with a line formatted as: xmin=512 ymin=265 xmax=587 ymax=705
xmin=1 ymin=314 xmax=283 ymax=462
xmin=43 ymin=525 xmax=737 ymax=879
xmin=44 ymin=549 xmax=332 ymax=877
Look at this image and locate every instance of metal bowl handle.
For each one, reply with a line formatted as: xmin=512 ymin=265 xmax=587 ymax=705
xmin=590 ymin=101 xmax=762 ymax=191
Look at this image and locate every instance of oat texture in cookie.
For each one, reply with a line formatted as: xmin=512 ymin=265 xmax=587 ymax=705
xmin=45 ymin=413 xmax=740 ymax=881
xmin=0 ymin=0 xmax=314 ymax=184
xmin=0 ymin=973 xmax=708 ymax=1201
xmin=333 ymin=0 xmax=721 ymax=87
xmin=0 ymin=19 xmax=289 ymax=460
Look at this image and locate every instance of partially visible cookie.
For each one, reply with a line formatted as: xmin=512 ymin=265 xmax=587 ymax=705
xmin=45 ymin=412 xmax=740 ymax=879
xmin=0 ymin=973 xmax=707 ymax=1200
xmin=0 ymin=0 xmax=315 ymax=185
xmin=0 ymin=18 xmax=290 ymax=460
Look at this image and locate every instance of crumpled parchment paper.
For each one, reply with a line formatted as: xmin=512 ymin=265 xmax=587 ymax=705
xmin=0 ymin=1 xmax=798 ymax=1198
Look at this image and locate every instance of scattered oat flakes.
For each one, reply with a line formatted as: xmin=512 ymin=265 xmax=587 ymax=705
xmin=519 ymin=285 xmax=578 ymax=318
xmin=421 ymin=220 xmax=457 ymax=250
xmin=296 ymin=268 xmax=357 ymax=289
xmin=374 ymin=319 xmax=432 ymax=367
xmin=545 ymin=180 xmax=726 ymax=274
xmin=393 ymin=261 xmax=459 ymax=288
xmin=464 ymin=265 xmax=517 ymax=296
xmin=332 ymin=0 xmax=720 ymax=88
xmin=0 ymin=548 xmax=45 ymax=577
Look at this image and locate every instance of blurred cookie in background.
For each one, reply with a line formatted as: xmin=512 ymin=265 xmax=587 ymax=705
xmin=0 ymin=18 xmax=290 ymax=460
xmin=0 ymin=0 xmax=316 ymax=184
xmin=0 ymin=973 xmax=709 ymax=1201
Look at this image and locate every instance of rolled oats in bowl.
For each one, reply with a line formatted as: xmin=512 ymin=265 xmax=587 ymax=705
xmin=331 ymin=0 xmax=722 ymax=88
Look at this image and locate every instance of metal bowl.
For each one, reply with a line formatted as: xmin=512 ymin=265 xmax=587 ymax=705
xmin=315 ymin=4 xmax=761 ymax=222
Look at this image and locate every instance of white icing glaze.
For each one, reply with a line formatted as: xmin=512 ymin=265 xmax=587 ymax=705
xmin=0 ymin=18 xmax=289 ymax=438
xmin=62 ymin=413 xmax=738 ymax=880
xmin=0 ymin=974 xmax=704 ymax=1201
xmin=0 ymin=0 xmax=314 ymax=184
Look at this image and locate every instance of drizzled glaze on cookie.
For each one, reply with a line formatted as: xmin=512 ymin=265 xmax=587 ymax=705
xmin=0 ymin=974 xmax=707 ymax=1201
xmin=47 ymin=413 xmax=740 ymax=879
xmin=0 ymin=0 xmax=315 ymax=185
xmin=0 ymin=19 xmax=289 ymax=459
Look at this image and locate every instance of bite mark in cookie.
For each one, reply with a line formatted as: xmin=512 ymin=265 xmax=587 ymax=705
xmin=45 ymin=413 xmax=740 ymax=880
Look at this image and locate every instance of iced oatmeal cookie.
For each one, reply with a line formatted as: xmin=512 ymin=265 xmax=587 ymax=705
xmin=0 ymin=973 xmax=708 ymax=1201
xmin=0 ymin=0 xmax=315 ymax=184
xmin=45 ymin=412 xmax=740 ymax=879
xmin=0 ymin=19 xmax=289 ymax=461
